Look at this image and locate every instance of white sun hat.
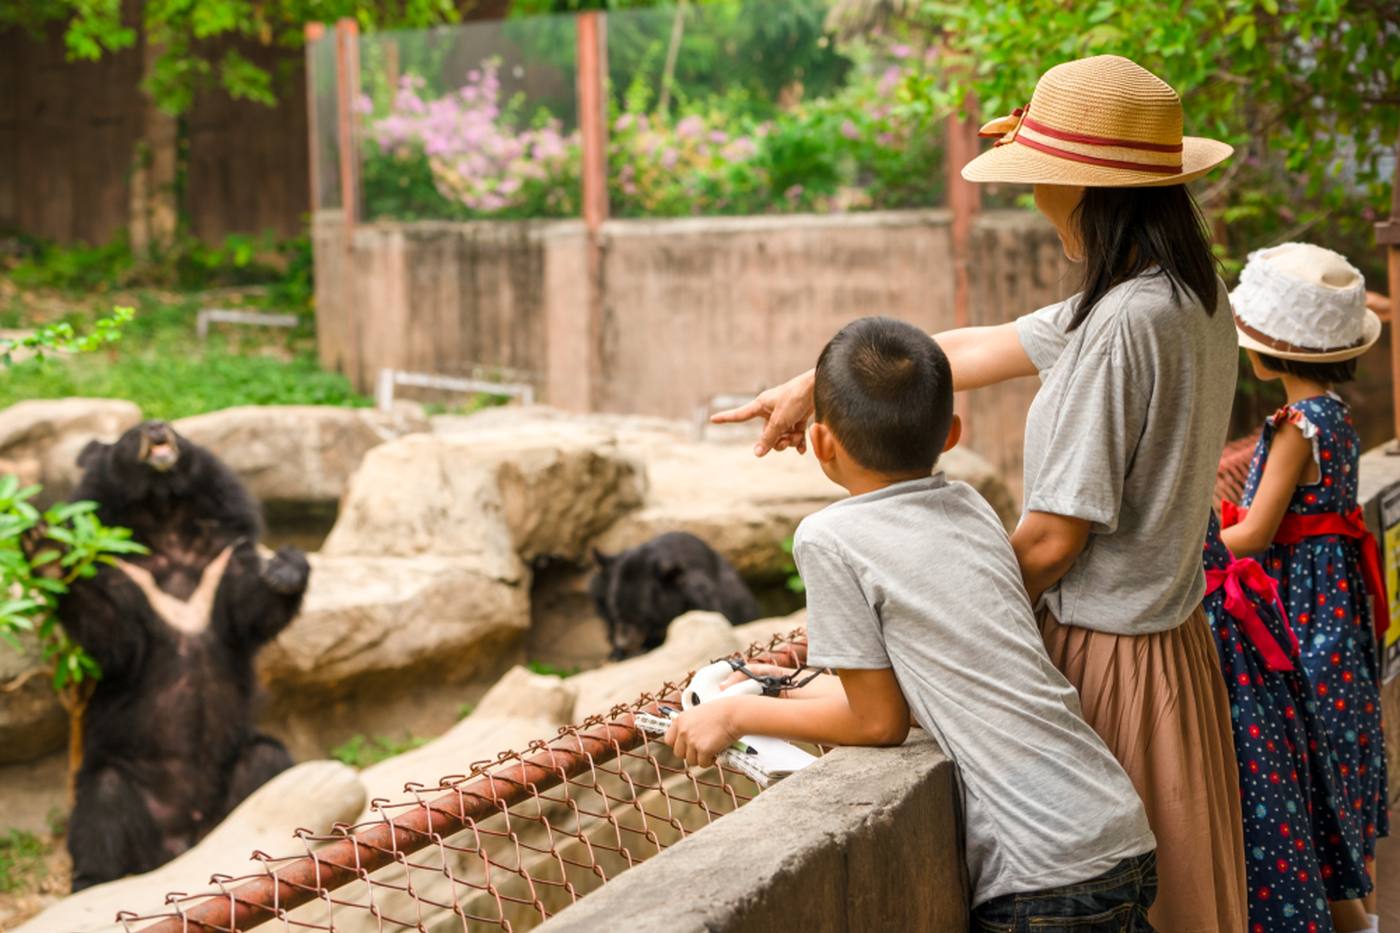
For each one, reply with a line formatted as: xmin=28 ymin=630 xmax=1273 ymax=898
xmin=1230 ymin=242 xmax=1380 ymax=363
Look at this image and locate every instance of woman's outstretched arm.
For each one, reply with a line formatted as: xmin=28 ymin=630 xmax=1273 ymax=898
xmin=711 ymin=322 xmax=1037 ymax=456
xmin=931 ymin=323 xmax=1038 ymax=391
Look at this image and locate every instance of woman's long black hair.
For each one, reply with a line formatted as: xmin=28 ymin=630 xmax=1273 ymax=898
xmin=1067 ymin=185 xmax=1220 ymax=330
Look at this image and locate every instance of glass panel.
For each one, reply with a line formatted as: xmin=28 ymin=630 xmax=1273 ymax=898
xmin=603 ymin=0 xmax=946 ymax=217
xmin=356 ymin=16 xmax=581 ymax=221
xmin=306 ymin=29 xmax=342 ymax=212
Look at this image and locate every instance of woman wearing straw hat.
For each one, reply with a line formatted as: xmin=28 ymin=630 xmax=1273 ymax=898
xmin=715 ymin=56 xmax=1247 ymax=930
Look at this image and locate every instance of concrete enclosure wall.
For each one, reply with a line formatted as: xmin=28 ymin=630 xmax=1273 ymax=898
xmin=536 ymin=732 xmax=969 ymax=933
xmin=313 ymin=208 xmax=1072 ymax=499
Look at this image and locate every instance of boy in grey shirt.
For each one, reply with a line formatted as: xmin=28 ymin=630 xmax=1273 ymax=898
xmin=665 ymin=317 xmax=1156 ymax=929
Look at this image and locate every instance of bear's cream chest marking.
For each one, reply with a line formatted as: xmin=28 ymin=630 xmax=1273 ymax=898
xmin=117 ymin=545 xmax=235 ymax=635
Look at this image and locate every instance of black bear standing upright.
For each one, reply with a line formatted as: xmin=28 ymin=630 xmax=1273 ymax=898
xmin=590 ymin=532 xmax=760 ymax=659
xmin=50 ymin=420 xmax=310 ymax=891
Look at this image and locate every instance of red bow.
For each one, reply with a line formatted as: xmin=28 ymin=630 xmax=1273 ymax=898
xmin=1221 ymin=502 xmax=1387 ymax=641
xmin=1204 ymin=557 xmax=1298 ymax=672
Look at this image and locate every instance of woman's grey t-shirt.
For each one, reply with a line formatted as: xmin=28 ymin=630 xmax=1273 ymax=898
xmin=1016 ymin=272 xmax=1237 ymax=634
xmin=796 ymin=475 xmax=1155 ymax=907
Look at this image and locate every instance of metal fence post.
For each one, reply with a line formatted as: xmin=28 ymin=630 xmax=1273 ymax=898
xmin=304 ymin=23 xmax=325 ymax=220
xmin=334 ymin=18 xmax=361 ymax=227
xmin=946 ymin=97 xmax=982 ymax=332
xmin=577 ymin=10 xmax=609 ymax=412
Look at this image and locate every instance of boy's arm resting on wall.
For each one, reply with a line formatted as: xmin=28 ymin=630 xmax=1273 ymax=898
xmin=664 ymin=668 xmax=911 ymax=769
xmin=1220 ymin=422 xmax=1311 ymax=557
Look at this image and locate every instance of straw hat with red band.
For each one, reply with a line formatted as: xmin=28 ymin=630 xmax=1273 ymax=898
xmin=1231 ymin=242 xmax=1381 ymax=364
xmin=961 ymin=55 xmax=1233 ymax=188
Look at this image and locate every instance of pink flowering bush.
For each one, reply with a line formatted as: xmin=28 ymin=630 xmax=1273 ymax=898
xmin=609 ymin=108 xmax=770 ymax=217
xmin=359 ymin=53 xmax=943 ymax=220
xmin=362 ymin=62 xmax=581 ymax=220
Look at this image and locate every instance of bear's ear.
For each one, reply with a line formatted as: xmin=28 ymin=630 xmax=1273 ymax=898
xmin=592 ymin=548 xmax=613 ymax=569
xmin=76 ymin=440 xmax=108 ymax=470
xmin=655 ymin=559 xmax=683 ymax=584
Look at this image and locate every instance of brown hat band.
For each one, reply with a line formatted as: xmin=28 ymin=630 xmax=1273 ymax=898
xmin=1234 ymin=312 xmax=1365 ymax=355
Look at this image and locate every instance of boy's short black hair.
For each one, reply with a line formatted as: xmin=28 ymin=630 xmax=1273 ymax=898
xmin=1255 ymin=352 xmax=1357 ymax=385
xmin=813 ymin=316 xmax=954 ymax=476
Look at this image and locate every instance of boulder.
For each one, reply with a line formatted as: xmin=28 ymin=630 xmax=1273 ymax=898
xmin=17 ymin=759 xmax=365 ymax=933
xmin=433 ymin=407 xmax=1017 ymax=586
xmin=259 ymin=554 xmax=531 ymax=704
xmin=174 ymin=404 xmax=428 ymax=507
xmin=356 ymin=665 xmax=577 ymax=819
xmin=0 ymin=398 xmax=142 ymax=502
xmin=322 ymin=429 xmax=646 ymax=565
xmin=0 ymin=633 xmax=65 ymax=764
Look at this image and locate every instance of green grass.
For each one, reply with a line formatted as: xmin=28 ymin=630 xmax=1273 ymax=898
xmin=330 ymin=733 xmax=428 ymax=769
xmin=525 ymin=660 xmax=581 ymax=678
xmin=0 ymin=829 xmax=46 ymax=894
xmin=0 ymin=295 xmax=369 ymax=420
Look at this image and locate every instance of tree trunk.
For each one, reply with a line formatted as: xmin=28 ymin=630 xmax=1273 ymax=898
xmin=129 ymin=35 xmax=178 ymax=257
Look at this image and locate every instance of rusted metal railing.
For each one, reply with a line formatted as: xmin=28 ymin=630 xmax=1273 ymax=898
xmin=119 ymin=630 xmax=809 ymax=932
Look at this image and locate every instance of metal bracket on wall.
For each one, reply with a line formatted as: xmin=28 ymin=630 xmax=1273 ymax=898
xmin=196 ymin=309 xmax=300 ymax=340
xmin=375 ymin=368 xmax=536 ymax=412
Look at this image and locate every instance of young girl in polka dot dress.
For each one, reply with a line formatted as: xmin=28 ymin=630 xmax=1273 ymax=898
xmin=1204 ymin=511 xmax=1372 ymax=931
xmin=1221 ymin=243 xmax=1390 ymax=933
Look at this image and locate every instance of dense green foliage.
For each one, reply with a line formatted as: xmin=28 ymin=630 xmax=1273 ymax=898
xmin=0 ymin=0 xmax=459 ymax=114
xmin=0 ymin=478 xmax=147 ymax=692
xmin=895 ymin=0 xmax=1399 ymax=275
xmin=7 ymin=234 xmax=314 ymax=306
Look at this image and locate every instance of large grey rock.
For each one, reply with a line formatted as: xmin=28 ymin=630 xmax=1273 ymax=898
xmin=322 ymin=428 xmax=646 ymax=564
xmin=174 ymin=404 xmax=428 ymax=507
xmin=0 ymin=398 xmax=143 ymax=501
xmin=0 ymin=633 xmax=65 ymax=764
xmin=259 ymin=554 xmax=531 ymax=704
xmin=17 ymin=759 xmax=365 ymax=933
xmin=434 ymin=407 xmax=1016 ymax=585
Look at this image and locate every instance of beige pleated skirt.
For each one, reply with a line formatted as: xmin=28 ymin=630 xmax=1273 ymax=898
xmin=1040 ymin=607 xmax=1247 ymax=933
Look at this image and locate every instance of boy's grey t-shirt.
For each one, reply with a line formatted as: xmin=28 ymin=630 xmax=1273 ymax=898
xmin=1016 ymin=271 xmax=1237 ymax=634
xmin=795 ymin=475 xmax=1154 ymax=907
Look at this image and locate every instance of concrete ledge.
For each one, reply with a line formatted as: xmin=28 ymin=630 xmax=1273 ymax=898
xmin=537 ymin=731 xmax=966 ymax=933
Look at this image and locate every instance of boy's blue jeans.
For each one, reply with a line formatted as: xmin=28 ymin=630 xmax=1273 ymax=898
xmin=971 ymin=851 xmax=1157 ymax=932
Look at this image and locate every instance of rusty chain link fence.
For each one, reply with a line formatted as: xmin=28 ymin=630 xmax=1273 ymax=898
xmin=116 ymin=629 xmax=812 ymax=932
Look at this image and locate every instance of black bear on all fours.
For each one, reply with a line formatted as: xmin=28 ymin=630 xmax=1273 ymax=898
xmin=47 ymin=420 xmax=310 ymax=891
xmin=590 ymin=532 xmax=760 ymax=659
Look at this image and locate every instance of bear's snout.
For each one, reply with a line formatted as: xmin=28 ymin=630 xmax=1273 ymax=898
xmin=138 ymin=421 xmax=181 ymax=472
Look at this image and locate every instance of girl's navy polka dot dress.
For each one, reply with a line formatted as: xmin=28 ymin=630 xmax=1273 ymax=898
xmin=1241 ymin=394 xmax=1389 ymax=885
xmin=1203 ymin=512 xmax=1364 ymax=930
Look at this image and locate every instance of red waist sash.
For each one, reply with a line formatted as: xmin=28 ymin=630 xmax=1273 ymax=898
xmin=1204 ymin=557 xmax=1298 ymax=672
xmin=1220 ymin=501 xmax=1387 ymax=640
